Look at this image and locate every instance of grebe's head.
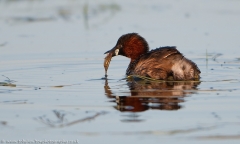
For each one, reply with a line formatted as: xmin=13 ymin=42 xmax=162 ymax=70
xmin=104 ymin=33 xmax=149 ymax=61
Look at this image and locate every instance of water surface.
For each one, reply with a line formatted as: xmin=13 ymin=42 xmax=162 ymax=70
xmin=0 ymin=0 xmax=240 ymax=144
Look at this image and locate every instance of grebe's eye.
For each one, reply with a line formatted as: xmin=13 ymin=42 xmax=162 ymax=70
xmin=115 ymin=49 xmax=119 ymax=56
xmin=119 ymin=45 xmax=123 ymax=48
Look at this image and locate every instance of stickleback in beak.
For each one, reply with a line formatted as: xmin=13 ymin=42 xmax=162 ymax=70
xmin=104 ymin=47 xmax=119 ymax=77
xmin=104 ymin=52 xmax=112 ymax=76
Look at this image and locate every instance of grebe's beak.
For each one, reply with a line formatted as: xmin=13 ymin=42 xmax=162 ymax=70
xmin=104 ymin=49 xmax=111 ymax=54
xmin=104 ymin=46 xmax=119 ymax=57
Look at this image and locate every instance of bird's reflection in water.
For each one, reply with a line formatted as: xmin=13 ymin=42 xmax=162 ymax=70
xmin=104 ymin=78 xmax=201 ymax=113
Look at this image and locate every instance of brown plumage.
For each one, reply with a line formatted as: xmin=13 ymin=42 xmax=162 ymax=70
xmin=104 ymin=33 xmax=201 ymax=80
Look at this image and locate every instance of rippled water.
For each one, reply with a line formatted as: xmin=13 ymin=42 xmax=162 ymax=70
xmin=0 ymin=0 xmax=240 ymax=144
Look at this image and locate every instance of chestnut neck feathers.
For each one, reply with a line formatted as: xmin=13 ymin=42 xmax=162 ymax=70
xmin=116 ymin=33 xmax=149 ymax=61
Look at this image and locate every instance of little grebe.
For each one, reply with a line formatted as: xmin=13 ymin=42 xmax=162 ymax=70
xmin=104 ymin=33 xmax=200 ymax=80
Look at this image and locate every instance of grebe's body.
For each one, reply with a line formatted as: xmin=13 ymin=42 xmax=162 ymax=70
xmin=104 ymin=33 xmax=200 ymax=80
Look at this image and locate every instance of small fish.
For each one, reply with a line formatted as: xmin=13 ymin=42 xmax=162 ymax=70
xmin=104 ymin=53 xmax=113 ymax=77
